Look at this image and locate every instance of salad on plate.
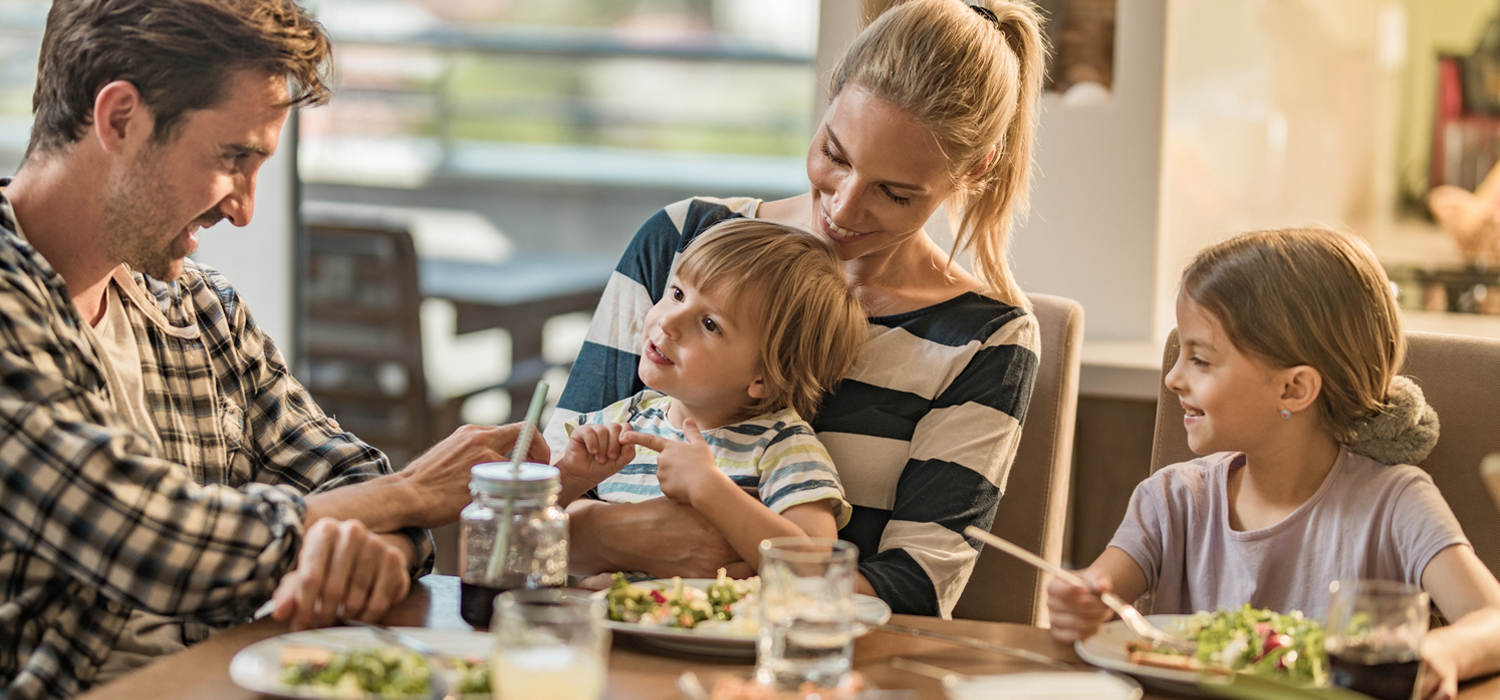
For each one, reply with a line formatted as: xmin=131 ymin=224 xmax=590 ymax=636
xmin=605 ymin=569 xmax=759 ymax=635
xmin=278 ymin=645 xmax=490 ymax=698
xmin=1127 ymin=604 xmax=1329 ymax=686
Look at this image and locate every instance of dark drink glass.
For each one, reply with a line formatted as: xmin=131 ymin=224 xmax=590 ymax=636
xmin=1324 ymin=579 xmax=1429 ymax=700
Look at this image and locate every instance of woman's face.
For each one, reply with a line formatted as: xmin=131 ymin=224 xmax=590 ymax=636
xmin=805 ymin=86 xmax=956 ymax=263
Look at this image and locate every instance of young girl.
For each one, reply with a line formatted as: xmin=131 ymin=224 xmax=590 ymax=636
xmin=1047 ymin=228 xmax=1500 ymax=698
xmin=547 ymin=218 xmax=867 ymax=569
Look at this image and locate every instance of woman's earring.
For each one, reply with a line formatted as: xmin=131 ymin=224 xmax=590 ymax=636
xmin=1279 ymin=408 xmax=1291 ymax=419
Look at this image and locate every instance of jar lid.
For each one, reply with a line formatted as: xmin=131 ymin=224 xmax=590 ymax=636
xmin=469 ymin=462 xmax=560 ymax=498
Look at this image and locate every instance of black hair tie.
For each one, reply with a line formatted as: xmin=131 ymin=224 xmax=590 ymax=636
xmin=970 ymin=4 xmax=1001 ymax=28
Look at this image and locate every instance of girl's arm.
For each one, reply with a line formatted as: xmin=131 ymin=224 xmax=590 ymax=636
xmin=1419 ymin=545 xmax=1500 ymax=699
xmin=1045 ymin=547 xmax=1150 ymax=642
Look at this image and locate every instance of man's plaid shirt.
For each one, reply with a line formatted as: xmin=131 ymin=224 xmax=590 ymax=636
xmin=0 ymin=192 xmax=434 ymax=699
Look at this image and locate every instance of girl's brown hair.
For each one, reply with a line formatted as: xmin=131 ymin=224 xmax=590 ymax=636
xmin=835 ymin=0 xmax=1046 ymax=307
xmin=675 ymin=219 xmax=867 ymax=421
xmin=1182 ymin=227 xmax=1404 ymax=442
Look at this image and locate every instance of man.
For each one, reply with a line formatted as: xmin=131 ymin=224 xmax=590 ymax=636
xmin=0 ymin=1 xmax=543 ymax=697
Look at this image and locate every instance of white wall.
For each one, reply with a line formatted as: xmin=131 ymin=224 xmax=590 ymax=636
xmin=192 ymin=114 xmax=298 ymax=362
xmin=1011 ymin=0 xmax=1168 ymax=342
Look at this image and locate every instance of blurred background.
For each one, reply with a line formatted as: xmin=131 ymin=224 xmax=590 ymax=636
xmin=3 ymin=0 xmax=1500 ymax=567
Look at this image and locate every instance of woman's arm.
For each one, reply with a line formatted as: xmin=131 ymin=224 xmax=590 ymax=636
xmin=827 ymin=307 xmax=1040 ymax=616
xmin=566 ymin=497 xmax=742 ymax=577
xmin=1419 ymin=545 xmax=1500 ymax=699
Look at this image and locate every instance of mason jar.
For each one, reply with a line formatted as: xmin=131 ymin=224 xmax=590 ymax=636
xmin=458 ymin=462 xmax=568 ymax=628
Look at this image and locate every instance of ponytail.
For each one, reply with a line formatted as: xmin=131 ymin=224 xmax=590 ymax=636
xmin=833 ymin=0 xmax=1047 ymax=308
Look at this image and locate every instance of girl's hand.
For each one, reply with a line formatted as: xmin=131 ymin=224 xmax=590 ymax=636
xmin=621 ymin=419 xmax=727 ymax=506
xmin=1045 ymin=570 xmax=1115 ymax=642
xmin=556 ymin=423 xmax=634 ymax=490
xmin=1419 ymin=636 xmax=1459 ymax=700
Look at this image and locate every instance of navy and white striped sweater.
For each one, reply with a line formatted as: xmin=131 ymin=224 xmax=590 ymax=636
xmin=549 ymin=196 xmax=1039 ymax=617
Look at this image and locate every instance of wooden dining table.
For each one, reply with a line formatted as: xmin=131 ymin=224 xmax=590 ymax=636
xmin=80 ymin=575 xmax=1500 ymax=699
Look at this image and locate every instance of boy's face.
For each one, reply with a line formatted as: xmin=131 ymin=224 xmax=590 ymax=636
xmin=638 ymin=275 xmax=766 ymax=419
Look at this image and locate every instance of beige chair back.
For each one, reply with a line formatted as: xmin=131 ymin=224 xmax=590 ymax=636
xmin=1149 ymin=330 xmax=1500 ymax=574
xmin=952 ymin=293 xmax=1084 ymax=624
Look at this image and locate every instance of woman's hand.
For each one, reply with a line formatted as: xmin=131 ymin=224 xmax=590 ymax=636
xmin=621 ymin=419 xmax=728 ymax=506
xmin=1044 ymin=569 xmax=1114 ymax=643
xmin=566 ymin=497 xmax=740 ymax=577
xmin=270 ymin=518 xmax=411 ymax=631
xmin=555 ymin=423 xmax=635 ymax=502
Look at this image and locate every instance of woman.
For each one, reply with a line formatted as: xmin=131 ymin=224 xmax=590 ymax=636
xmin=551 ymin=0 xmax=1045 ymax=617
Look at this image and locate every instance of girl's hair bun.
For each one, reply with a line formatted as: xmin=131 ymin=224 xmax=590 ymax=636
xmin=1346 ymin=375 xmax=1440 ymax=466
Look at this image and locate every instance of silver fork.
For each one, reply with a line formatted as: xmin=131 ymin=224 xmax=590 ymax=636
xmin=962 ymin=526 xmax=1195 ymax=654
xmin=342 ymin=619 xmax=453 ymax=700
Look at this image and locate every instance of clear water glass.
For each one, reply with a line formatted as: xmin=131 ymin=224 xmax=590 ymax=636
xmin=1324 ymin=579 xmax=1429 ymax=700
xmin=755 ymin=538 xmax=858 ymax=690
xmin=490 ymin=588 xmax=609 ymax=700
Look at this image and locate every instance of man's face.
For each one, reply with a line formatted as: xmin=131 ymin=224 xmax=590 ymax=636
xmin=103 ymin=69 xmax=290 ymax=280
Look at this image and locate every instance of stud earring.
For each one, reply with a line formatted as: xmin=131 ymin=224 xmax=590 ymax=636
xmin=1279 ymin=408 xmax=1291 ymax=419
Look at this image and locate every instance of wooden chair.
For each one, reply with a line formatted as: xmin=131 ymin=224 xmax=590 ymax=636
xmin=1150 ymin=330 xmax=1500 ymax=574
xmin=302 ymin=217 xmax=434 ymax=468
xmin=952 ymin=293 xmax=1085 ymax=624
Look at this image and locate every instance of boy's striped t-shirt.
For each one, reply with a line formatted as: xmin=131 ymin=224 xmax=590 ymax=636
xmin=566 ymin=390 xmax=852 ymax=525
xmin=550 ymin=196 xmax=1039 ymax=617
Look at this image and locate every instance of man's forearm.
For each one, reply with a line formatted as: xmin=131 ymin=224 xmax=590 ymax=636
xmin=303 ymin=472 xmax=426 ymax=533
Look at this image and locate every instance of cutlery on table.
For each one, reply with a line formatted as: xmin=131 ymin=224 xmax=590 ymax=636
xmin=874 ymin=622 xmax=1077 ymax=669
xmin=342 ymin=619 xmax=453 ymax=700
xmin=961 ymin=525 xmax=1195 ymax=654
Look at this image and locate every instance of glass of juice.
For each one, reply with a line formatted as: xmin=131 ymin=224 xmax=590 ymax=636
xmin=755 ymin=538 xmax=858 ymax=691
xmin=490 ymin=588 xmax=609 ymax=700
xmin=1324 ymin=579 xmax=1429 ymax=700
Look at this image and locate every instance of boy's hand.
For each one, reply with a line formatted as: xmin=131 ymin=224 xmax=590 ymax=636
xmin=1045 ymin=570 xmax=1115 ymax=642
xmin=556 ymin=423 xmax=635 ymax=491
xmin=621 ymin=419 xmax=729 ymax=506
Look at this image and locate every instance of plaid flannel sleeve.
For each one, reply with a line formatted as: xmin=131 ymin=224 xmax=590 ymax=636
xmin=198 ymin=268 xmax=435 ymax=577
xmin=0 ymin=311 xmax=306 ymax=625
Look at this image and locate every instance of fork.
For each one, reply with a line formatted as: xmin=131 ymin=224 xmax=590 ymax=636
xmin=342 ymin=619 xmax=454 ymax=700
xmin=962 ymin=526 xmax=1195 ymax=654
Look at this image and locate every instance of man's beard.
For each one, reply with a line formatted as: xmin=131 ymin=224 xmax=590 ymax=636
xmin=101 ymin=148 xmax=217 ymax=281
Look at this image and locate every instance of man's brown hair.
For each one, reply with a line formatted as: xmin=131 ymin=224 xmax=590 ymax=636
xmin=26 ymin=0 xmax=332 ymax=157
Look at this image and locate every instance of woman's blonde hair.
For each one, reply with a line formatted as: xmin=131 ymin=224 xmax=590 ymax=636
xmin=674 ymin=218 xmax=867 ymax=421
xmin=835 ymin=0 xmax=1046 ymax=307
xmin=1181 ymin=227 xmax=1405 ymax=442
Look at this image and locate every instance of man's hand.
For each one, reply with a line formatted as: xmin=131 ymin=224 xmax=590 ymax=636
xmin=621 ymin=419 xmax=727 ymax=506
xmin=401 ymin=423 xmax=550 ymax=528
xmin=555 ymin=423 xmax=635 ymax=502
xmin=270 ymin=518 xmax=410 ymax=631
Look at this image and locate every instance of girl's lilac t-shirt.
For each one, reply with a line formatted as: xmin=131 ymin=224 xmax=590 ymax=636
xmin=1108 ymin=447 xmax=1470 ymax=620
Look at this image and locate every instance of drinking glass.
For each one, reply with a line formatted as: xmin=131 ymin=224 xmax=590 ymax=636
xmin=755 ymin=538 xmax=859 ymax=690
xmin=490 ymin=588 xmax=610 ymax=700
xmin=1324 ymin=579 xmax=1429 ymax=700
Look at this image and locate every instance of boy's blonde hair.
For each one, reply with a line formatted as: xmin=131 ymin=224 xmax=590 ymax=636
xmin=1182 ymin=227 xmax=1404 ymax=442
xmin=675 ymin=218 xmax=866 ymax=421
xmin=835 ymin=0 xmax=1046 ymax=308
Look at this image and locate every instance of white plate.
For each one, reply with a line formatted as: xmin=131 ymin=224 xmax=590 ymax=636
xmin=229 ymin=626 xmax=490 ymax=699
xmin=945 ymin=671 xmax=1142 ymax=700
xmin=602 ymin=578 xmax=892 ymax=659
xmin=1075 ymin=614 xmax=1206 ymax=686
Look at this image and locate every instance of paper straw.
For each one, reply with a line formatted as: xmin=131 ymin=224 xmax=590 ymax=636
xmin=485 ymin=380 xmax=550 ymax=582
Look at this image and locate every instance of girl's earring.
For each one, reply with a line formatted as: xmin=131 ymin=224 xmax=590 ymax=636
xmin=1278 ymin=408 xmax=1291 ymax=419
